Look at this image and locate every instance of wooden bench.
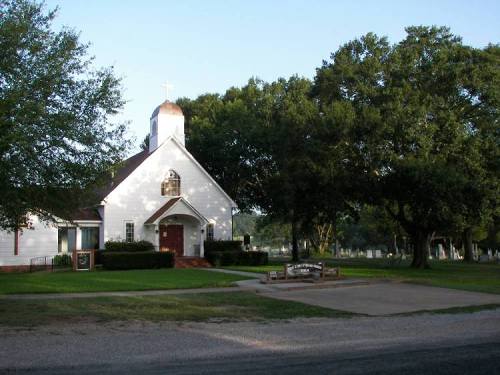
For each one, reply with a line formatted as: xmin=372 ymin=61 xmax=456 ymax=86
xmin=266 ymin=262 xmax=341 ymax=283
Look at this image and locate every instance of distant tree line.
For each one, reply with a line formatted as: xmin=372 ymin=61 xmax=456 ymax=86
xmin=177 ymin=27 xmax=499 ymax=268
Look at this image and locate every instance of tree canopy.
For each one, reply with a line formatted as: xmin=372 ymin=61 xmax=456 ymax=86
xmin=183 ymin=26 xmax=499 ymax=268
xmin=0 ymin=0 xmax=129 ymax=230
xmin=314 ymin=26 xmax=499 ymax=267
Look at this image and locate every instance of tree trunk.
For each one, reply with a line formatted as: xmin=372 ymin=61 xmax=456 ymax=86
xmin=291 ymin=220 xmax=299 ymax=262
xmin=462 ymin=227 xmax=474 ymax=263
xmin=332 ymin=221 xmax=340 ymax=258
xmin=317 ymin=223 xmax=333 ymax=255
xmin=410 ymin=230 xmax=432 ymax=269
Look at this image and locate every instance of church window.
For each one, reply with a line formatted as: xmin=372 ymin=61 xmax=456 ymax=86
xmin=206 ymin=223 xmax=214 ymax=241
xmin=125 ymin=222 xmax=134 ymax=242
xmin=152 ymin=120 xmax=157 ymax=136
xmin=161 ymin=170 xmax=181 ymax=196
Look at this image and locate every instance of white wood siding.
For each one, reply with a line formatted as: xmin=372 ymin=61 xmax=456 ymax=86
xmin=0 ymin=216 xmax=58 ymax=266
xmin=103 ymin=138 xmax=234 ymax=247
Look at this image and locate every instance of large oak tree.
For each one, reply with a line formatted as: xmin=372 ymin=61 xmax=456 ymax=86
xmin=0 ymin=0 xmax=129 ymax=230
xmin=314 ymin=27 xmax=499 ymax=268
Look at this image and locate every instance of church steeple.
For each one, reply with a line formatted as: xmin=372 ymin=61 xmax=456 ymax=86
xmin=149 ymin=100 xmax=185 ymax=152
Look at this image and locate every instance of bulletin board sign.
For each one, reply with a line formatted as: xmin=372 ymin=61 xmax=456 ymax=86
xmin=72 ymin=250 xmax=95 ymax=271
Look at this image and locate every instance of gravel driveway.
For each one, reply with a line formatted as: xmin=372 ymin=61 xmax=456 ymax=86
xmin=1 ymin=308 xmax=500 ymax=374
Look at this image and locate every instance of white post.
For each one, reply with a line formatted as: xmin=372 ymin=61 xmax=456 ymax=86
xmin=76 ymin=227 xmax=82 ymax=250
xmin=200 ymin=223 xmax=205 ymax=257
xmin=154 ymin=224 xmax=159 ymax=252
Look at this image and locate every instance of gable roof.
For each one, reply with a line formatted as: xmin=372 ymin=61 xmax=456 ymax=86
xmin=68 ymin=207 xmax=102 ymax=221
xmin=96 ymin=149 xmax=150 ymax=201
xmin=144 ymin=197 xmax=209 ymax=225
xmin=144 ymin=197 xmax=181 ymax=224
xmin=168 ymin=137 xmax=237 ymax=207
xmin=98 ymin=137 xmax=237 ymax=208
xmin=53 ymin=207 xmax=102 ymax=223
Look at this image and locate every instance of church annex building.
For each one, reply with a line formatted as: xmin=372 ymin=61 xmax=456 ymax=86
xmin=0 ymin=101 xmax=237 ymax=270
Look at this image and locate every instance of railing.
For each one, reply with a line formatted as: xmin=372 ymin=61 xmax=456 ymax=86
xmin=29 ymin=254 xmax=72 ymax=273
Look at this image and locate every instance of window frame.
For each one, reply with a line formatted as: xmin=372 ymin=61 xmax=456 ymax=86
xmin=206 ymin=223 xmax=214 ymax=241
xmin=125 ymin=222 xmax=134 ymax=243
xmin=161 ymin=170 xmax=181 ymax=196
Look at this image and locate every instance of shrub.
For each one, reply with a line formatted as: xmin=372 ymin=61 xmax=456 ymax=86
xmin=104 ymin=240 xmax=155 ymax=252
xmin=94 ymin=249 xmax=106 ymax=265
xmin=204 ymin=240 xmax=242 ymax=253
xmin=101 ymin=251 xmax=175 ymax=270
xmin=205 ymin=250 xmax=268 ymax=267
xmin=53 ymin=254 xmax=72 ymax=266
xmin=238 ymin=251 xmax=268 ymax=266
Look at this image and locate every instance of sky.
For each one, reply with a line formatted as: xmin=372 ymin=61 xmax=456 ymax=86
xmin=44 ymin=0 xmax=500 ymax=152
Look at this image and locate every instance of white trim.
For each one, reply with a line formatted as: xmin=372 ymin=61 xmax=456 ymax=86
xmin=101 ymin=136 xmax=237 ymax=208
xmin=146 ymin=197 xmax=209 ymax=226
xmin=166 ymin=137 xmax=238 ymax=208
xmin=124 ymin=221 xmax=135 ymax=242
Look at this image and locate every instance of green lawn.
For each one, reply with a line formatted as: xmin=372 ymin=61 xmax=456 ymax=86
xmin=0 ymin=269 xmax=250 ymax=295
xmin=0 ymin=292 xmax=354 ymax=327
xmin=224 ymin=258 xmax=500 ymax=295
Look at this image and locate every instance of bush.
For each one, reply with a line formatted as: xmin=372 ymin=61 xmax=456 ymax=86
xmin=94 ymin=249 xmax=106 ymax=265
xmin=204 ymin=240 xmax=242 ymax=253
xmin=101 ymin=251 xmax=175 ymax=270
xmin=53 ymin=254 xmax=72 ymax=266
xmin=205 ymin=250 xmax=268 ymax=267
xmin=104 ymin=240 xmax=154 ymax=252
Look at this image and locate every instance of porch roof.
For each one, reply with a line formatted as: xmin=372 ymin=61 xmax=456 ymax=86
xmin=144 ymin=197 xmax=208 ymax=225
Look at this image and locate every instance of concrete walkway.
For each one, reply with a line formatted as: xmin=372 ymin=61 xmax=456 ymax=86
xmin=236 ymin=277 xmax=371 ymax=293
xmin=261 ymin=282 xmax=500 ymax=316
xmin=3 ymin=267 xmax=500 ymax=316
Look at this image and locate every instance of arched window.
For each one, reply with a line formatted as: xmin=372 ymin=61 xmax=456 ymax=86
xmin=151 ymin=120 xmax=157 ymax=136
xmin=161 ymin=170 xmax=180 ymax=196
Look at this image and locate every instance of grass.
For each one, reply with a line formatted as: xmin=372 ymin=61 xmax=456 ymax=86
xmin=224 ymin=258 xmax=500 ymax=295
xmin=0 ymin=269 xmax=250 ymax=295
xmin=0 ymin=292 xmax=354 ymax=327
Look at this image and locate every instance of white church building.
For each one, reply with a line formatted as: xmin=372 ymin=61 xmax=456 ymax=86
xmin=0 ymin=100 xmax=237 ymax=271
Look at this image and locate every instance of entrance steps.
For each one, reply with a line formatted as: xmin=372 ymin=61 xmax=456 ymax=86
xmin=175 ymin=256 xmax=212 ymax=269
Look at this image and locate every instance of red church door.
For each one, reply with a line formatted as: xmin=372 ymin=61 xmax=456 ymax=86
xmin=159 ymin=224 xmax=184 ymax=257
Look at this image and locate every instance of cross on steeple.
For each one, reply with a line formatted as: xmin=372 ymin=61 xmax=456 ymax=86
xmin=161 ymin=81 xmax=174 ymax=101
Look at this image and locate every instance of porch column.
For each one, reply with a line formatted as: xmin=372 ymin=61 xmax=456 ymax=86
xmin=75 ymin=227 xmax=82 ymax=250
xmin=200 ymin=223 xmax=205 ymax=257
xmin=154 ymin=224 xmax=159 ymax=251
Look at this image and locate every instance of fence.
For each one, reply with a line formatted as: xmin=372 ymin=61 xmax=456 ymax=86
xmin=29 ymin=254 xmax=73 ymax=272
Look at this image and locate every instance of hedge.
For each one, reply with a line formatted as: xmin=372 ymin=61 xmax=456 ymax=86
xmin=52 ymin=254 xmax=72 ymax=266
xmin=104 ymin=240 xmax=154 ymax=252
xmin=204 ymin=240 xmax=242 ymax=253
xmin=100 ymin=251 xmax=175 ymax=270
xmin=205 ymin=250 xmax=268 ymax=267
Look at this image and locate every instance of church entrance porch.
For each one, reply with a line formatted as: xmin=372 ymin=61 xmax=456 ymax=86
xmin=144 ymin=197 xmax=209 ymax=258
xmin=154 ymin=214 xmax=204 ymax=257
xmin=159 ymin=224 xmax=183 ymax=257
